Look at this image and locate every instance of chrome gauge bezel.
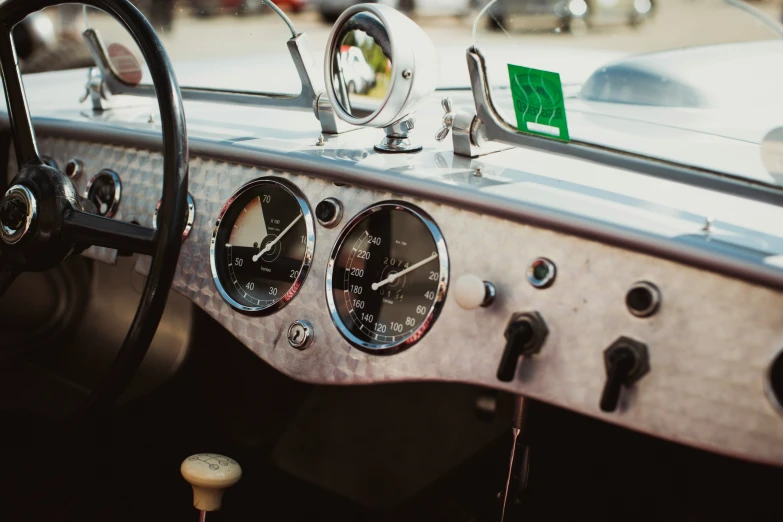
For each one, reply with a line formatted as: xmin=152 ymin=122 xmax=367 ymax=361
xmin=325 ymin=201 xmax=449 ymax=354
xmin=209 ymin=177 xmax=316 ymax=316
xmin=85 ymin=169 xmax=122 ymax=218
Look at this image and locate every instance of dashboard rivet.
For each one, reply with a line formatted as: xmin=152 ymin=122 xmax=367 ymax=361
xmin=526 ymin=258 xmax=556 ymax=289
xmin=288 ymin=320 xmax=314 ymax=350
xmin=316 ymin=134 xmax=325 ymax=146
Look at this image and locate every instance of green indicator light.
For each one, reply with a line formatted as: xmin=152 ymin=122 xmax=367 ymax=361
xmin=533 ymin=263 xmax=550 ymax=282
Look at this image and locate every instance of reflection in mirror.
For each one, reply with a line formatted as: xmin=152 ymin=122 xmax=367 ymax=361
xmin=331 ymin=12 xmax=393 ymax=120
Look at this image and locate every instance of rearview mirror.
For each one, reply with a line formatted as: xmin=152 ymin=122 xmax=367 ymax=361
xmin=325 ymin=4 xmax=437 ymax=152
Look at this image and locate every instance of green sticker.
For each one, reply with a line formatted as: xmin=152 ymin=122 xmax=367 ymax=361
xmin=507 ymin=64 xmax=569 ymax=142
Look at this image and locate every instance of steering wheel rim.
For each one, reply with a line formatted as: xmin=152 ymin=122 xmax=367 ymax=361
xmin=0 ymin=0 xmax=188 ymax=417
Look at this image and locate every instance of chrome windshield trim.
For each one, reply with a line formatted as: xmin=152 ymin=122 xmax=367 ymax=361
xmin=464 ymin=46 xmax=783 ymax=208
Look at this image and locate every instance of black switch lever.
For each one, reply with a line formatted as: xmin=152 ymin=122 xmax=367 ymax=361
xmin=497 ymin=312 xmax=548 ymax=382
xmin=600 ymin=337 xmax=650 ymax=412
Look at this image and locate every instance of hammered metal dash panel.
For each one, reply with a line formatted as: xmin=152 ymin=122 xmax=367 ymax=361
xmin=29 ymin=137 xmax=783 ymax=467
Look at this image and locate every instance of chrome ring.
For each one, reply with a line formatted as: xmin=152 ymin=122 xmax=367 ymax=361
xmin=325 ymin=201 xmax=450 ymax=354
xmin=154 ymin=193 xmax=196 ymax=242
xmin=526 ymin=257 xmax=556 ymax=289
xmin=0 ymin=185 xmax=37 ymax=245
xmin=626 ymin=281 xmax=661 ymax=318
xmin=764 ymin=348 xmax=783 ymax=418
xmin=85 ymin=169 xmax=122 ymax=218
xmin=65 ymin=158 xmax=84 ymax=179
xmin=209 ymin=177 xmax=316 ymax=316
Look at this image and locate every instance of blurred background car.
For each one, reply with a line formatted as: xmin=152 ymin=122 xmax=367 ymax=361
xmin=314 ymin=0 xmax=476 ymax=23
xmin=188 ymin=0 xmax=307 ymax=18
xmin=338 ymin=44 xmax=378 ymax=94
xmin=486 ymin=0 xmax=655 ymax=32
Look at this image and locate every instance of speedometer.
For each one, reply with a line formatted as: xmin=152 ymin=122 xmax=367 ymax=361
xmin=210 ymin=178 xmax=315 ymax=314
xmin=326 ymin=202 xmax=449 ymax=353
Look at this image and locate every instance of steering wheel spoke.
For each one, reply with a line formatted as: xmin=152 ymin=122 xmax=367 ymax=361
xmin=62 ymin=209 xmax=156 ymax=256
xmin=0 ymin=24 xmax=40 ymax=169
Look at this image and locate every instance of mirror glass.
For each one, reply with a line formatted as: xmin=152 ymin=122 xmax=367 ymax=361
xmin=330 ymin=12 xmax=393 ymax=119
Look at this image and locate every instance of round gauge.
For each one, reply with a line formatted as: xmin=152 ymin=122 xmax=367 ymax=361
xmin=326 ymin=201 xmax=449 ymax=353
xmin=86 ymin=169 xmax=121 ymax=218
xmin=210 ymin=178 xmax=315 ymax=315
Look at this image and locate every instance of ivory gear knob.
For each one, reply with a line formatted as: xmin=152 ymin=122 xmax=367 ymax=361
xmin=181 ymin=453 xmax=242 ymax=512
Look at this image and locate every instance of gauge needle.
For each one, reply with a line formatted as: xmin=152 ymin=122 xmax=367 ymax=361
xmin=371 ymin=253 xmax=438 ymax=291
xmin=252 ymin=213 xmax=302 ymax=262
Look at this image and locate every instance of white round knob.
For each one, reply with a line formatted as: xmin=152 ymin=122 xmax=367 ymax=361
xmin=181 ymin=453 xmax=242 ymax=512
xmin=454 ymin=274 xmax=495 ymax=309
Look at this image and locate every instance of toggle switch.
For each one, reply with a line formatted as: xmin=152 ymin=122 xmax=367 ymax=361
xmin=599 ymin=337 xmax=650 ymax=412
xmin=497 ymin=312 xmax=548 ymax=382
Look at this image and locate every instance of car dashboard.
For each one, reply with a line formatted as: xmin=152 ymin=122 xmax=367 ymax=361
xmin=8 ymin=72 xmax=783 ymax=472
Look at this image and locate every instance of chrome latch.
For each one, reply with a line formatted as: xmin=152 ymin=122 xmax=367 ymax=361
xmin=435 ymin=97 xmax=455 ymax=141
xmin=79 ymin=67 xmax=111 ymax=111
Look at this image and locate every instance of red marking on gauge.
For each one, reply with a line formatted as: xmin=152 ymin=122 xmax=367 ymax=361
xmin=108 ymin=43 xmax=142 ymax=86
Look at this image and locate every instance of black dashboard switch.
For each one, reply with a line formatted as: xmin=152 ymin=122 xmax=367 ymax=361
xmin=497 ymin=312 xmax=549 ymax=382
xmin=600 ymin=337 xmax=650 ymax=412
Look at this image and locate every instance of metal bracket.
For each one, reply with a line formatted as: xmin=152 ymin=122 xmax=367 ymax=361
xmin=435 ymin=96 xmax=509 ymax=158
xmin=464 ymin=45 xmax=783 ymax=205
xmin=79 ymin=67 xmax=112 ymax=111
xmin=80 ymin=25 xmax=358 ymax=134
xmin=452 ymin=108 xmax=511 ymax=158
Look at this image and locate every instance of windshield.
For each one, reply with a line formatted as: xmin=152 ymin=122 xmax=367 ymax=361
xmin=20 ymin=0 xmax=783 ymax=183
xmin=473 ymin=0 xmax=783 ymax=183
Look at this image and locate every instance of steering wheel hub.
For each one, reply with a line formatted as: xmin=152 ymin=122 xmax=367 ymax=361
xmin=0 ymin=185 xmax=36 ymax=244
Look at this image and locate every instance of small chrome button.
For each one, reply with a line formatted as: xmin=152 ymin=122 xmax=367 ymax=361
xmin=288 ymin=320 xmax=314 ymax=350
xmin=154 ymin=193 xmax=196 ymax=242
xmin=65 ymin=159 xmax=84 ymax=179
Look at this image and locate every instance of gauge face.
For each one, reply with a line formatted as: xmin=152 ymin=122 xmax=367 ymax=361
xmin=86 ymin=169 xmax=121 ymax=218
xmin=210 ymin=178 xmax=315 ymax=315
xmin=326 ymin=202 xmax=449 ymax=353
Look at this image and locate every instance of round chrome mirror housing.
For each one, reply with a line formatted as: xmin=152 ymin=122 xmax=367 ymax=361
xmin=324 ymin=3 xmax=437 ymax=130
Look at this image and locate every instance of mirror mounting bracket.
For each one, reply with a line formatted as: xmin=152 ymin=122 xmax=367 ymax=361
xmin=79 ymin=24 xmax=358 ymax=134
xmin=375 ymin=117 xmax=421 ymax=153
xmin=79 ymin=67 xmax=112 ymax=112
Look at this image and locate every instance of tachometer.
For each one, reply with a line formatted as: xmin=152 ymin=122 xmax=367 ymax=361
xmin=326 ymin=201 xmax=449 ymax=353
xmin=210 ymin=178 xmax=315 ymax=314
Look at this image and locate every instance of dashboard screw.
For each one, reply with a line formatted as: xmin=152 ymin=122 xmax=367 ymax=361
xmin=316 ymin=134 xmax=325 ymax=146
xmin=402 ymin=69 xmax=412 ymax=79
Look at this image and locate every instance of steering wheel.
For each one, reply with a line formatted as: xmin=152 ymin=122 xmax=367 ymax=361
xmin=0 ymin=0 xmax=188 ymax=417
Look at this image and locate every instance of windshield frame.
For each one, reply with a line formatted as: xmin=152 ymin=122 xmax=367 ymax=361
xmin=464 ymin=45 xmax=783 ymax=208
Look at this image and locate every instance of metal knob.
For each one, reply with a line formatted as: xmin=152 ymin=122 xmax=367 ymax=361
xmin=435 ymin=97 xmax=455 ymax=141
